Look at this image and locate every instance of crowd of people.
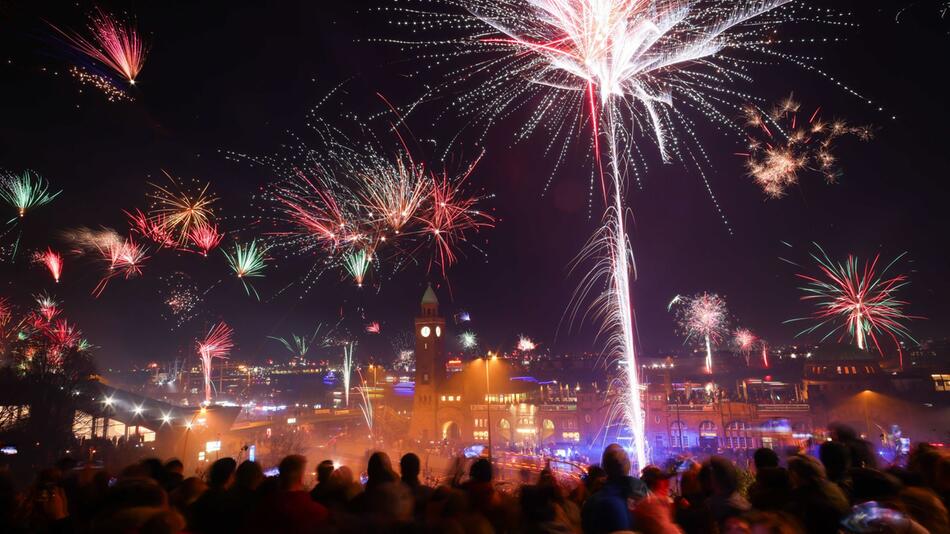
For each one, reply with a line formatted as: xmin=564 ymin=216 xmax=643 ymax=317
xmin=1 ymin=424 xmax=947 ymax=533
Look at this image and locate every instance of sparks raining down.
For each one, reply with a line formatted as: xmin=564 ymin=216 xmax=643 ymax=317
xmin=50 ymin=8 xmax=147 ymax=85
xmin=92 ymin=236 xmax=148 ymax=297
xmin=671 ymin=293 xmax=729 ymax=374
xmin=356 ymin=370 xmax=375 ymax=440
xmin=459 ymin=331 xmax=478 ymax=350
xmin=787 ymin=245 xmax=920 ymax=365
xmin=160 ymin=273 xmax=213 ymax=329
xmin=384 ymin=0 xmax=850 ymax=470
xmin=34 ymin=248 xmax=63 ymax=283
xmin=196 ymin=322 xmax=234 ymax=404
xmin=342 ymin=343 xmax=355 ymax=407
xmin=740 ymin=96 xmax=872 ymax=198
xmin=148 ymin=171 xmax=218 ymax=245
xmin=1 ymin=170 xmax=61 ymax=220
xmin=68 ymin=66 xmax=132 ymax=102
xmin=517 ymin=335 xmax=537 ymax=352
xmin=343 ymin=249 xmax=372 ymax=287
xmin=189 ymin=223 xmax=224 ymax=256
xmin=733 ymin=328 xmax=757 ymax=365
xmin=223 ymin=240 xmax=268 ymax=299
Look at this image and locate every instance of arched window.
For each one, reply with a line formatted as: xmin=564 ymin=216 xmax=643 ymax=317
xmin=698 ymin=421 xmax=718 ymax=449
xmin=670 ymin=421 xmax=687 ymax=449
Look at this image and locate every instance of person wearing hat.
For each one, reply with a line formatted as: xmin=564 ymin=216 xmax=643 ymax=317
xmin=633 ymin=465 xmax=683 ymax=534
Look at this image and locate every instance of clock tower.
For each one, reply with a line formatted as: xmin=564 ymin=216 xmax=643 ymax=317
xmin=409 ymin=284 xmax=445 ymax=443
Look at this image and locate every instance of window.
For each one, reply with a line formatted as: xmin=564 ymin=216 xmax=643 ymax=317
xmin=726 ymin=421 xmax=752 ymax=449
xmin=933 ymin=374 xmax=950 ymax=392
xmin=670 ymin=421 xmax=687 ymax=449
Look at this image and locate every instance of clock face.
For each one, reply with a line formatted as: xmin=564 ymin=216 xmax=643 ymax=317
xmin=435 ymin=326 xmax=442 ymax=338
xmin=420 ymin=326 xmax=431 ymax=338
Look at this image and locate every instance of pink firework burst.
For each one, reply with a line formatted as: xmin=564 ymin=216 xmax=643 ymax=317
xmin=51 ymin=8 xmax=148 ymax=84
xmin=189 ymin=222 xmax=224 ymax=256
xmin=93 ymin=236 xmax=148 ymax=297
xmin=671 ymin=293 xmax=730 ymax=373
xmin=419 ymin=160 xmax=494 ymax=276
xmin=126 ymin=208 xmax=175 ymax=248
xmin=34 ymin=248 xmax=64 ymax=283
xmin=196 ymin=322 xmax=234 ymax=404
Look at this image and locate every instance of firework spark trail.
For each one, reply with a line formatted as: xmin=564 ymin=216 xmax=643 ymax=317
xmin=671 ymin=292 xmax=729 ymax=373
xmin=787 ymin=244 xmax=920 ymax=367
xmin=269 ymin=323 xmax=336 ymax=363
xmin=34 ymin=248 xmax=63 ymax=283
xmin=50 ymin=8 xmax=147 ymax=84
xmin=68 ymin=65 xmax=133 ymax=102
xmin=356 ymin=369 xmax=375 ymax=439
xmin=740 ymin=96 xmax=871 ymax=198
xmin=196 ymin=322 xmax=234 ymax=404
xmin=383 ymin=0 xmax=862 ymax=469
xmin=223 ymin=240 xmax=268 ymax=299
xmin=189 ymin=223 xmax=224 ymax=256
xmin=35 ymin=292 xmax=61 ymax=323
xmin=342 ymin=343 xmax=355 ymax=407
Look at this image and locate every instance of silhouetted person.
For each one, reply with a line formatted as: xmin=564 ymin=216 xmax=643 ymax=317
xmin=162 ymin=459 xmax=184 ymax=493
xmin=703 ymin=456 xmax=751 ymax=529
xmin=309 ymin=460 xmax=335 ymax=505
xmin=188 ymin=457 xmax=236 ymax=533
xmin=819 ymin=440 xmax=852 ymax=498
xmin=748 ymin=466 xmax=792 ymax=511
xmin=221 ymin=460 xmax=263 ymax=533
xmin=754 ymin=447 xmax=780 ymax=471
xmin=786 ymin=454 xmax=849 ymax=534
xmin=246 ymin=455 xmax=328 ymax=533
xmin=399 ymin=453 xmax=432 ymax=519
xmin=829 ymin=422 xmax=877 ymax=469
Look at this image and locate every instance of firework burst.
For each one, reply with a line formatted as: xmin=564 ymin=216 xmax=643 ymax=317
xmin=671 ymin=293 xmax=729 ymax=373
xmin=223 ymin=240 xmax=268 ymax=299
xmin=459 ymin=331 xmax=478 ymax=350
xmin=232 ymin=106 xmax=494 ymax=295
xmin=196 ymin=322 xmax=234 ymax=404
xmin=189 ymin=223 xmax=224 ymax=256
xmin=269 ymin=323 xmax=335 ymax=364
xmin=148 ymin=171 xmax=218 ymax=245
xmin=787 ymin=245 xmax=920 ymax=363
xmin=740 ymin=96 xmax=871 ymax=198
xmin=384 ymin=0 xmax=864 ymax=470
xmin=126 ymin=208 xmax=176 ymax=248
xmin=1 ymin=170 xmax=61 ymax=220
xmin=517 ymin=335 xmax=537 ymax=352
xmin=342 ymin=249 xmax=372 ymax=287
xmin=92 ymin=236 xmax=148 ymax=297
xmin=50 ymin=8 xmax=147 ymax=85
xmin=34 ymin=248 xmax=63 ymax=283
xmin=733 ymin=327 xmax=756 ymax=365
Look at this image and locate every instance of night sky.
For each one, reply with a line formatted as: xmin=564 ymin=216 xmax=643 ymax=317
xmin=1 ymin=1 xmax=948 ymax=369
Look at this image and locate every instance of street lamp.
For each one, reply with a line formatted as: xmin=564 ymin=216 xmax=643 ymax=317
xmin=483 ymin=355 xmax=497 ymax=461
